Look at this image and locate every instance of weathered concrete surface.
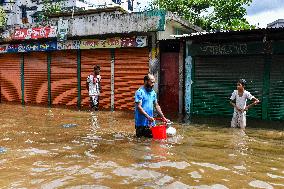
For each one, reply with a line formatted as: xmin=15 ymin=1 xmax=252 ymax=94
xmin=69 ymin=10 xmax=165 ymax=36
xmin=0 ymin=8 xmax=200 ymax=43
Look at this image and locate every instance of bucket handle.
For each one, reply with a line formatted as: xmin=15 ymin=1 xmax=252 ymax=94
xmin=149 ymin=117 xmax=167 ymax=128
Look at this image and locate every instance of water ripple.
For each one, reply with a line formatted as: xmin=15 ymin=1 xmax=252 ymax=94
xmin=148 ymin=161 xmax=191 ymax=169
xmin=23 ymin=148 xmax=49 ymax=155
xmin=113 ymin=167 xmax=162 ymax=180
xmin=189 ymin=171 xmax=202 ymax=179
xmin=267 ymin=173 xmax=284 ymax=179
xmin=249 ymin=180 xmax=273 ymax=189
xmin=67 ymin=185 xmax=110 ymax=189
xmin=41 ymin=176 xmax=74 ymax=189
xmin=191 ymin=162 xmax=230 ymax=171
xmin=164 ymin=181 xmax=229 ymax=189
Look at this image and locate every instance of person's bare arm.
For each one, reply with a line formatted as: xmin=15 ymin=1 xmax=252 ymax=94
xmin=155 ymin=102 xmax=168 ymax=121
xmin=245 ymin=97 xmax=260 ymax=111
xmin=136 ymin=102 xmax=155 ymax=122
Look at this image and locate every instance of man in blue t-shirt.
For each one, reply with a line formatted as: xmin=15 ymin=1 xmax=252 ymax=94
xmin=134 ymin=74 xmax=168 ymax=138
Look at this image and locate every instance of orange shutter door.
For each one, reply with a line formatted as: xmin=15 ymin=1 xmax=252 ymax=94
xmin=24 ymin=52 xmax=48 ymax=105
xmin=51 ymin=50 xmax=77 ymax=107
xmin=114 ymin=48 xmax=149 ymax=110
xmin=0 ymin=54 xmax=21 ymax=103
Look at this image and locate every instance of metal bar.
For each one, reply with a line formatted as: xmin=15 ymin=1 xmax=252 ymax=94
xmin=110 ymin=49 xmax=115 ymax=111
xmin=47 ymin=52 xmax=51 ymax=107
xmin=190 ymin=57 xmax=195 ymax=117
xmin=77 ymin=49 xmax=81 ymax=109
xmin=184 ymin=41 xmax=193 ymax=123
xmin=20 ymin=53 xmax=25 ymax=106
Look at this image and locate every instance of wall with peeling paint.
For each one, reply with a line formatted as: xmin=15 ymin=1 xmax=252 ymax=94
xmin=67 ymin=10 xmax=166 ymax=36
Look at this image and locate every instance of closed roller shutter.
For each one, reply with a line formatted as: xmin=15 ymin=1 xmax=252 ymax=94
xmin=268 ymin=55 xmax=284 ymax=120
xmin=51 ymin=50 xmax=77 ymax=107
xmin=0 ymin=53 xmax=21 ymax=103
xmin=81 ymin=49 xmax=111 ymax=110
xmin=24 ymin=52 xmax=48 ymax=105
xmin=114 ymin=48 xmax=149 ymax=110
xmin=193 ymin=55 xmax=264 ymax=119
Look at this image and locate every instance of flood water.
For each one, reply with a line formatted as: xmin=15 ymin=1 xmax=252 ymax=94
xmin=0 ymin=104 xmax=283 ymax=189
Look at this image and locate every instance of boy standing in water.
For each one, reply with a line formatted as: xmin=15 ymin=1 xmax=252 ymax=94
xmin=86 ymin=65 xmax=101 ymax=111
xmin=230 ymin=79 xmax=260 ymax=129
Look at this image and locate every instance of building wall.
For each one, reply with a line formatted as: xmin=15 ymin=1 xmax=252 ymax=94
xmin=3 ymin=0 xmax=78 ymax=26
xmin=157 ymin=22 xmax=175 ymax=40
xmin=268 ymin=22 xmax=284 ymax=28
xmin=2 ymin=0 xmax=137 ymax=26
xmin=1 ymin=10 xmax=168 ymax=42
xmin=267 ymin=19 xmax=284 ymax=28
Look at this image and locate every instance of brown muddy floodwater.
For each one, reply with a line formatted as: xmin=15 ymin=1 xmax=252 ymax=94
xmin=0 ymin=104 xmax=283 ymax=189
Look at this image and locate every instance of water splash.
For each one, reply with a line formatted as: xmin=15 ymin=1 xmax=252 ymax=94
xmin=62 ymin=124 xmax=77 ymax=128
xmin=0 ymin=147 xmax=7 ymax=154
xmin=189 ymin=171 xmax=202 ymax=179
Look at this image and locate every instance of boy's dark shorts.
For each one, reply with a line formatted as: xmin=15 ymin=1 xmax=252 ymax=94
xmin=135 ymin=126 xmax=152 ymax=138
xmin=90 ymin=96 xmax=99 ymax=111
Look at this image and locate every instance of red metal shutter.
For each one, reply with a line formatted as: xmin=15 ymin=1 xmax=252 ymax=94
xmin=0 ymin=54 xmax=21 ymax=103
xmin=114 ymin=48 xmax=149 ymax=110
xmin=24 ymin=52 xmax=48 ymax=105
xmin=81 ymin=49 xmax=111 ymax=110
xmin=51 ymin=50 xmax=77 ymax=107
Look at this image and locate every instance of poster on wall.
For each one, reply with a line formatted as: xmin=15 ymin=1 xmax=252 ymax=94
xmin=57 ymin=19 xmax=69 ymax=42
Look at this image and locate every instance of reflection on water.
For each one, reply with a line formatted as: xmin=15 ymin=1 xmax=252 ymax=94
xmin=0 ymin=104 xmax=284 ymax=188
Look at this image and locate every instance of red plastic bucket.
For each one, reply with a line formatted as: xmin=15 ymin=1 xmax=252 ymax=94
xmin=151 ymin=125 xmax=167 ymax=140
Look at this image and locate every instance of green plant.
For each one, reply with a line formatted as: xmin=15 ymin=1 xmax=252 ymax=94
xmin=0 ymin=6 xmax=7 ymax=28
xmin=151 ymin=0 xmax=255 ymax=31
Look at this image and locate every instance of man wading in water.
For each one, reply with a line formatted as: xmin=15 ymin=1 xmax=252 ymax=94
xmin=134 ymin=74 xmax=168 ymax=138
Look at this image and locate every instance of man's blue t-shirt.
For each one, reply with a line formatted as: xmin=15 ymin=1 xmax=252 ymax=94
xmin=135 ymin=86 xmax=157 ymax=127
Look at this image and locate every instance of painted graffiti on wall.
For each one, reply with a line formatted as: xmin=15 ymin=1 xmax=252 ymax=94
xmin=0 ymin=36 xmax=147 ymax=53
xmin=200 ymin=44 xmax=248 ymax=55
xmin=12 ymin=27 xmax=57 ymax=40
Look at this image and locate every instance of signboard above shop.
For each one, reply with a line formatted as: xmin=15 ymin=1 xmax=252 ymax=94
xmin=0 ymin=36 xmax=148 ymax=53
xmin=12 ymin=27 xmax=57 ymax=40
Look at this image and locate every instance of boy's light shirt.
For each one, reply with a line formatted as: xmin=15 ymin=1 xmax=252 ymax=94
xmin=230 ymin=90 xmax=254 ymax=111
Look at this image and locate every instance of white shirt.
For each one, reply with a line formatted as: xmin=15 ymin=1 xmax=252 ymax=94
xmin=230 ymin=90 xmax=254 ymax=111
xmin=87 ymin=74 xmax=101 ymax=96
